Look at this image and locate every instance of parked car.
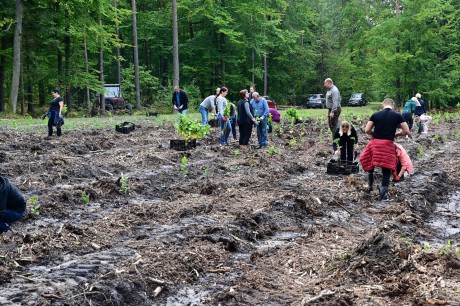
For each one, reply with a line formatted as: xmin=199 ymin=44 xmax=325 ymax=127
xmin=103 ymin=84 xmax=133 ymax=112
xmin=304 ymin=94 xmax=326 ymax=109
xmin=263 ymin=96 xmax=277 ymax=109
xmin=348 ymin=93 xmax=367 ymax=106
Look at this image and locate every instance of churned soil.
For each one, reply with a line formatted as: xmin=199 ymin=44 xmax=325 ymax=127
xmin=0 ymin=114 xmax=459 ymax=306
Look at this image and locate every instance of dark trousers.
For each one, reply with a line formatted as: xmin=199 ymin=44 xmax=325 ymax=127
xmin=402 ymin=112 xmax=413 ymax=130
xmin=369 ymin=167 xmax=392 ymax=188
xmin=328 ymin=108 xmax=341 ymax=134
xmin=340 ymin=139 xmax=354 ymax=162
xmin=238 ymin=122 xmax=253 ymax=145
xmin=48 ymin=112 xmax=62 ymax=137
xmin=230 ymin=116 xmax=237 ymax=140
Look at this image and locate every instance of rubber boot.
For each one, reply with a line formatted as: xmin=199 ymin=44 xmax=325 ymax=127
xmin=379 ymin=187 xmax=389 ymax=201
xmin=367 ymin=172 xmax=374 ymax=192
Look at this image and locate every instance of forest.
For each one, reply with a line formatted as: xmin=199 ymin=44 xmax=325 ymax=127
xmin=0 ymin=0 xmax=460 ymax=115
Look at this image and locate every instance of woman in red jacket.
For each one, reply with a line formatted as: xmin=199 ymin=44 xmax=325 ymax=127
xmin=360 ymin=99 xmax=410 ymax=201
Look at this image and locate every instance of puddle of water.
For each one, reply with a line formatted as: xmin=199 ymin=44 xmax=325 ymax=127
xmin=428 ymin=191 xmax=460 ymax=242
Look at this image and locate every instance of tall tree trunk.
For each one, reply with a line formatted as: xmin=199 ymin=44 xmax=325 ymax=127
xmin=132 ymin=0 xmax=141 ymax=109
xmin=263 ymin=52 xmax=268 ymax=96
xmin=27 ymin=74 xmax=34 ymax=114
xmin=172 ymin=0 xmax=179 ymax=86
xmin=99 ymin=19 xmax=105 ymax=111
xmin=65 ymin=11 xmax=72 ymax=112
xmin=115 ymin=0 xmax=122 ymax=86
xmin=250 ymin=15 xmax=254 ymax=85
xmin=20 ymin=56 xmax=24 ymax=115
xmin=10 ymin=0 xmax=24 ymax=114
xmin=0 ymin=36 xmax=7 ymax=112
xmin=83 ymin=37 xmax=91 ymax=112
xmin=38 ymin=80 xmax=45 ymax=106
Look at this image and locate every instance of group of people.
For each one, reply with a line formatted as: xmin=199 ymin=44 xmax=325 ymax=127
xmin=323 ymin=78 xmax=419 ymax=202
xmin=176 ymin=85 xmax=280 ymax=149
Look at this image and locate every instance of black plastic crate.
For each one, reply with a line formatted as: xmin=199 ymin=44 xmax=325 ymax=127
xmin=327 ymin=159 xmax=359 ymax=175
xmin=115 ymin=122 xmax=135 ymax=134
xmin=170 ymin=139 xmax=197 ymax=151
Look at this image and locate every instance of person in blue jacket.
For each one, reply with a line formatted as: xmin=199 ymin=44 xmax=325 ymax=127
xmin=250 ymin=92 xmax=269 ymax=149
xmin=0 ymin=176 xmax=26 ymax=234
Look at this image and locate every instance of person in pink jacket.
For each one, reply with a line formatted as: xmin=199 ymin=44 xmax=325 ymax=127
xmin=393 ymin=143 xmax=413 ymax=181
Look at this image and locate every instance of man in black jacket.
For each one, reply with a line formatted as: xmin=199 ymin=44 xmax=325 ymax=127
xmin=0 ymin=176 xmax=26 ymax=234
xmin=172 ymin=86 xmax=189 ymax=115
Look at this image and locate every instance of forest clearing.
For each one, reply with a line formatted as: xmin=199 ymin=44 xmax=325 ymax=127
xmin=1 ymin=109 xmax=460 ymax=305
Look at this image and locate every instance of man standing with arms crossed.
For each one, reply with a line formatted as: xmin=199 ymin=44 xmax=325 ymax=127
xmin=360 ymin=98 xmax=410 ymax=201
xmin=324 ymin=78 xmax=341 ymax=136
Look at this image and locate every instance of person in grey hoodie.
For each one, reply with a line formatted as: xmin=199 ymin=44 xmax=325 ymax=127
xmin=324 ymin=78 xmax=341 ymax=134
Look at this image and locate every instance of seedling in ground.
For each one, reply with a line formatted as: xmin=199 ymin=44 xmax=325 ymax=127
xmin=234 ymin=149 xmax=240 ymax=157
xmin=120 ymin=173 xmax=129 ymax=194
xmin=81 ymin=191 xmax=90 ymax=203
xmin=267 ymin=146 xmax=280 ymax=156
xmin=417 ymin=145 xmax=424 ymax=159
xmin=204 ymin=167 xmax=210 ymax=177
xmin=423 ymin=242 xmax=430 ymax=250
xmin=181 ymin=156 xmax=188 ymax=177
xmin=27 ymin=196 xmax=41 ymax=215
xmin=290 ymin=138 xmax=297 ymax=149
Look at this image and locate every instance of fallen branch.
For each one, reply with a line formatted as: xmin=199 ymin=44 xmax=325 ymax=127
xmin=147 ymin=277 xmax=173 ymax=285
xmin=301 ymin=290 xmax=335 ymax=305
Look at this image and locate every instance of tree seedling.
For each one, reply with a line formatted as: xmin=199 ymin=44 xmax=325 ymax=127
xmin=81 ymin=191 xmax=90 ymax=203
xmin=234 ymin=149 xmax=240 ymax=157
xmin=290 ymin=138 xmax=297 ymax=149
xmin=119 ymin=173 xmax=129 ymax=194
xmin=27 ymin=196 xmax=41 ymax=215
xmin=417 ymin=145 xmax=424 ymax=159
xmin=423 ymin=242 xmax=430 ymax=250
xmin=181 ymin=156 xmax=188 ymax=177
xmin=267 ymin=146 xmax=280 ymax=156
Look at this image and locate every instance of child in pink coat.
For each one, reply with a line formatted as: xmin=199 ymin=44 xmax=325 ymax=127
xmin=393 ymin=143 xmax=413 ymax=181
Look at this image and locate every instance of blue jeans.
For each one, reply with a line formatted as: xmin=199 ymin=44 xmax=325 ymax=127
xmin=177 ymin=108 xmax=187 ymax=115
xmin=218 ymin=114 xmax=231 ymax=145
xmin=199 ymin=106 xmax=209 ymax=125
xmin=0 ymin=210 xmax=24 ymax=233
xmin=256 ymin=119 xmax=268 ymax=146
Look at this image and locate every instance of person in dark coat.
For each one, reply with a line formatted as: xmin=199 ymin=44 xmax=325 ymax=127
xmin=237 ymin=89 xmax=256 ymax=147
xmin=47 ymin=88 xmax=64 ymax=137
xmin=172 ymin=86 xmax=189 ymax=115
xmin=0 ymin=176 xmax=26 ymax=234
xmin=332 ymin=121 xmax=358 ymax=163
xmin=414 ymin=93 xmax=427 ymax=134
xmin=360 ymin=98 xmax=410 ymax=201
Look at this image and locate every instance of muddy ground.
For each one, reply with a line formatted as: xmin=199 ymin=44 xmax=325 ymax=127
xmin=1 ymin=114 xmax=460 ymax=306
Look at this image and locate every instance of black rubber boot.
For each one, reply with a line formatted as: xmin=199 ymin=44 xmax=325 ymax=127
xmin=379 ymin=187 xmax=389 ymax=201
xmin=367 ymin=173 xmax=374 ymax=192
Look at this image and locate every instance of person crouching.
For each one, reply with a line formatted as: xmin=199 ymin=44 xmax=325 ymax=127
xmin=332 ymin=121 xmax=358 ymax=163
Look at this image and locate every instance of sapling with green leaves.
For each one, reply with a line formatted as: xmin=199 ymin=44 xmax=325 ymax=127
xmin=120 ymin=173 xmax=129 ymax=194
xmin=81 ymin=191 xmax=90 ymax=203
xmin=417 ymin=145 xmax=424 ymax=159
xmin=290 ymin=138 xmax=297 ymax=149
xmin=181 ymin=156 xmax=188 ymax=177
xmin=27 ymin=196 xmax=41 ymax=215
xmin=174 ymin=114 xmax=210 ymax=141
